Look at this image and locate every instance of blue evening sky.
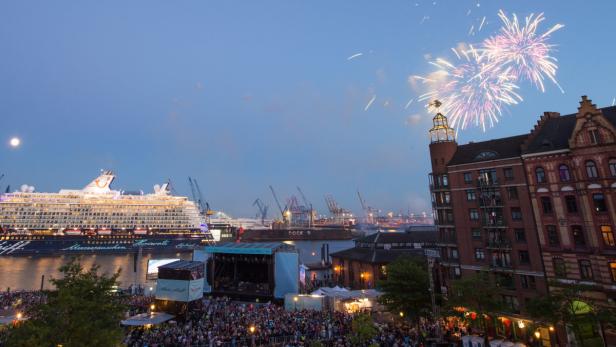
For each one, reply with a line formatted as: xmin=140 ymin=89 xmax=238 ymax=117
xmin=1 ymin=1 xmax=615 ymax=218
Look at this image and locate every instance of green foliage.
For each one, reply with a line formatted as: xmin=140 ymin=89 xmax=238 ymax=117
xmin=348 ymin=313 xmax=377 ymax=345
xmin=7 ymin=258 xmax=126 ymax=347
xmin=527 ymin=281 xmax=616 ymax=347
xmin=446 ymin=271 xmax=504 ymax=317
xmin=308 ymin=341 xmax=325 ymax=347
xmin=377 ymin=256 xmax=431 ymax=322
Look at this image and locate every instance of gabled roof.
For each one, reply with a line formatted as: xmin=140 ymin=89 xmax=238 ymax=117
xmin=522 ymin=106 xmax=616 ymax=154
xmin=447 ymin=135 xmax=529 ymax=166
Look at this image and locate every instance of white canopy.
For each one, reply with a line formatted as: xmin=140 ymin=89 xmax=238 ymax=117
xmin=120 ymin=312 xmax=175 ymax=326
xmin=310 ymin=287 xmax=382 ymax=300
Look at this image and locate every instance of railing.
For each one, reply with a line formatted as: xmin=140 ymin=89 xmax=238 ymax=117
xmin=477 ymin=177 xmax=499 ymax=187
xmin=482 ymin=216 xmax=506 ymax=227
xmin=486 ymin=238 xmax=512 ymax=249
xmin=490 ymin=259 xmax=512 ymax=269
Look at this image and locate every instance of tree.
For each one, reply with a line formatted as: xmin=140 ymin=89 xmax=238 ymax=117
xmin=377 ymin=256 xmax=431 ymax=324
xmin=446 ymin=271 xmax=505 ymax=341
xmin=348 ymin=313 xmax=377 ymax=346
xmin=7 ymin=258 xmax=126 ymax=347
xmin=526 ymin=281 xmax=616 ymax=347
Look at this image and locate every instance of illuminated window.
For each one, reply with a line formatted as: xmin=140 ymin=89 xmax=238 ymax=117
xmin=610 ymin=263 xmax=616 ymax=282
xmin=601 ymin=226 xmax=615 ymax=247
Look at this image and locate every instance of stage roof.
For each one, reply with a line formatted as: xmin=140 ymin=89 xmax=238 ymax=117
xmin=120 ymin=312 xmax=175 ymax=326
xmin=205 ymin=242 xmax=293 ymax=255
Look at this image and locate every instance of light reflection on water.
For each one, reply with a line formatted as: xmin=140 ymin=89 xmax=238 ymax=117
xmin=0 ymin=240 xmax=354 ymax=290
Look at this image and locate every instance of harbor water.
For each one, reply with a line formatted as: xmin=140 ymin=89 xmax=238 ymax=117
xmin=0 ymin=240 xmax=354 ymax=291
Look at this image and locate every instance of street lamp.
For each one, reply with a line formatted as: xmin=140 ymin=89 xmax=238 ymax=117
xmin=249 ymin=325 xmax=256 ymax=334
xmin=399 ymin=311 xmax=404 ymax=318
xmin=150 ymin=304 xmax=156 ymax=312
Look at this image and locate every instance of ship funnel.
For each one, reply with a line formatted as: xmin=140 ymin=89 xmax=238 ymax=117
xmin=83 ymin=171 xmax=115 ymax=193
xmin=154 ymin=183 xmax=170 ymax=195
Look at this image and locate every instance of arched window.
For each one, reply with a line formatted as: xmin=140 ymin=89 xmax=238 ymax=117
xmin=586 ymin=160 xmax=599 ymax=179
xmin=535 ymin=167 xmax=546 ymax=184
xmin=609 ymin=158 xmax=616 ymax=177
xmin=559 ymin=164 xmax=571 ymax=182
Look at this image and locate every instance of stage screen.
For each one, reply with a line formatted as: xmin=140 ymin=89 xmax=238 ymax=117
xmin=146 ymin=258 xmax=180 ymax=280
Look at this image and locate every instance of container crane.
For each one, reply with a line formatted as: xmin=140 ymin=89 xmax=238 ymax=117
xmin=188 ymin=177 xmax=213 ymax=216
xmin=253 ymin=198 xmax=268 ymax=224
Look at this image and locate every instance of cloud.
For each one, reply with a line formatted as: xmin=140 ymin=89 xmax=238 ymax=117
xmin=405 ymin=113 xmax=423 ymax=126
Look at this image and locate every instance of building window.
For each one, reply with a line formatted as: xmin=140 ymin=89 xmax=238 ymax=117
xmin=579 ymin=260 xmax=593 ymax=280
xmin=589 ymin=129 xmax=600 ymax=144
xmin=518 ymin=250 xmax=530 ymax=264
xmin=442 ymin=174 xmax=449 ymax=187
xmin=535 ymin=167 xmax=546 ymax=183
xmin=469 ymin=209 xmax=479 ymax=221
xmin=520 ymin=275 xmax=529 ymax=288
xmin=514 ymin=228 xmax=526 ymax=243
xmin=466 ymin=190 xmax=476 ymax=201
xmin=559 ymin=164 xmax=571 ymax=182
xmin=601 ymin=225 xmax=615 ymax=247
xmin=592 ymin=193 xmax=607 ymax=212
xmin=475 ymin=248 xmax=485 ymax=260
xmin=503 ymin=167 xmax=514 ymax=181
xmin=546 ymin=225 xmax=559 ymax=246
xmin=511 ymin=208 xmax=522 ymax=221
xmin=553 ymin=257 xmax=566 ymax=277
xmin=610 ymin=263 xmax=616 ymax=282
xmin=471 ymin=228 xmax=482 ymax=240
xmin=609 ymin=158 xmax=616 ymax=177
xmin=463 ymin=172 xmax=472 ymax=184
xmin=572 ymin=226 xmax=586 ymax=247
xmin=586 ymin=160 xmax=599 ymax=179
xmin=450 ymin=248 xmax=459 ymax=259
xmin=565 ymin=195 xmax=578 ymax=213
xmin=506 ymin=186 xmax=518 ymax=200
xmin=541 ymin=197 xmax=553 ymax=214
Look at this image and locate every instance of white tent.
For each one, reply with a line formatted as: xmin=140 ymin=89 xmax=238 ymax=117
xmin=120 ymin=312 xmax=175 ymax=326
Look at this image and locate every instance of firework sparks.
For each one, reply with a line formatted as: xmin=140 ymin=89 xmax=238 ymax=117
xmin=612 ymin=97 xmax=615 ymax=106
xmin=482 ymin=10 xmax=564 ymax=93
xmin=347 ymin=53 xmax=363 ymax=60
xmin=404 ymin=98 xmax=414 ymax=109
xmin=417 ymin=47 xmax=522 ymax=131
xmin=468 ymin=25 xmax=475 ymax=36
xmin=478 ymin=16 xmax=486 ymax=32
xmin=420 ymin=15 xmax=430 ymax=24
xmin=364 ymin=95 xmax=376 ymax=111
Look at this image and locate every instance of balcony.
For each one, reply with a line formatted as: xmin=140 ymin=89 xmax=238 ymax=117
xmin=479 ymin=197 xmax=504 ymax=208
xmin=477 ymin=177 xmax=499 ymax=188
xmin=490 ymin=259 xmax=512 ymax=269
xmin=482 ymin=216 xmax=506 ymax=228
xmin=486 ymin=238 xmax=512 ymax=249
xmin=438 ymin=234 xmax=457 ymax=245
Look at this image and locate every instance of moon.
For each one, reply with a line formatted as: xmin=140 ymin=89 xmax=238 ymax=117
xmin=9 ymin=137 xmax=21 ymax=148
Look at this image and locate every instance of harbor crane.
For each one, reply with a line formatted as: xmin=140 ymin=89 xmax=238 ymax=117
xmin=188 ymin=177 xmax=213 ymax=216
xmin=357 ymin=190 xmax=377 ymax=224
xmin=269 ymin=185 xmax=287 ymax=220
xmin=253 ymin=198 xmax=268 ymax=224
xmin=324 ymin=194 xmax=352 ymax=225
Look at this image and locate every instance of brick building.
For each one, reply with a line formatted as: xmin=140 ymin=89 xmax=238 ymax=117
xmin=428 ymin=96 xmax=616 ymax=345
xmin=520 ymin=96 xmax=616 ymax=345
xmin=428 ymin=111 xmax=548 ymax=315
xmin=330 ymin=228 xmax=436 ymax=289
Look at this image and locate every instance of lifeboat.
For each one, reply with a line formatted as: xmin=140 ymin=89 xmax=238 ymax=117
xmin=133 ymin=228 xmax=147 ymax=235
xmin=97 ymin=228 xmax=112 ymax=235
xmin=64 ymin=228 xmax=82 ymax=236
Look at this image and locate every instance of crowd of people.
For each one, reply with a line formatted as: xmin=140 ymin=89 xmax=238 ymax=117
xmin=0 ymin=290 xmax=46 ymax=315
xmin=123 ymin=296 xmax=452 ymax=347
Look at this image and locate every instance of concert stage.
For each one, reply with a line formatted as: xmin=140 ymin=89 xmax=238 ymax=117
xmin=194 ymin=243 xmax=299 ymax=301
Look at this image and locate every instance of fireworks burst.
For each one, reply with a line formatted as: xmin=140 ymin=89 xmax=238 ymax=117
xmin=483 ymin=10 xmax=564 ymax=93
xmin=413 ymin=10 xmax=563 ymax=131
xmin=416 ymin=47 xmax=522 ymax=131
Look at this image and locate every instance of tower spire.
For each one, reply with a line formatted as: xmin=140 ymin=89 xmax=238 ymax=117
xmin=429 ymin=100 xmax=455 ymax=143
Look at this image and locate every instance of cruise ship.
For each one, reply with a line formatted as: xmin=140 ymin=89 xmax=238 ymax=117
xmin=0 ymin=171 xmax=213 ymax=255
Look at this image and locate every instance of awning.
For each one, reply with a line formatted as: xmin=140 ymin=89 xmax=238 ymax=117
xmin=121 ymin=312 xmax=175 ymax=326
